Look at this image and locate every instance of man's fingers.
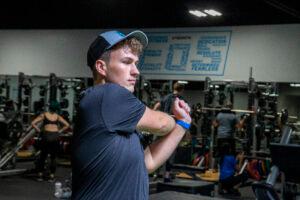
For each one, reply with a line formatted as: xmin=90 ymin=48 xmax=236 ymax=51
xmin=178 ymin=99 xmax=190 ymax=114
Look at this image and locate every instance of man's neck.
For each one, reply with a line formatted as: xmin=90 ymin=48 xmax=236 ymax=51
xmin=94 ymin=78 xmax=106 ymax=86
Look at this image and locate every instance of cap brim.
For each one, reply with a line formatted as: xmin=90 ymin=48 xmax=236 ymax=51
xmin=107 ymin=30 xmax=148 ymax=50
xmin=125 ymin=30 xmax=148 ymax=48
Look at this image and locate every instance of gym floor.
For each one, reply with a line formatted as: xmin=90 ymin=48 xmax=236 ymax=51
xmin=0 ymin=161 xmax=71 ymax=200
xmin=0 ymin=161 xmax=256 ymax=200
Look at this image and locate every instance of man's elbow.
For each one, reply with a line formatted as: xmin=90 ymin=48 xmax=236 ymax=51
xmin=157 ymin=116 xmax=175 ymax=135
xmin=146 ymin=162 xmax=157 ymax=174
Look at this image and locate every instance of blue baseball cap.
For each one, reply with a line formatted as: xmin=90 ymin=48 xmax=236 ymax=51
xmin=87 ymin=30 xmax=148 ymax=68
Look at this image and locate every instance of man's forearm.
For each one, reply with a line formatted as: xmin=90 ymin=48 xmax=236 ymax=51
xmin=145 ymin=124 xmax=187 ymax=173
xmin=137 ymin=110 xmax=176 ymax=136
xmin=156 ymin=114 xmax=176 ymax=136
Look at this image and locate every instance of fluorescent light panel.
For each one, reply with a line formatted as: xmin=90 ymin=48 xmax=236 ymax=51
xmin=189 ymin=9 xmax=222 ymax=17
xmin=189 ymin=10 xmax=207 ymax=17
xmin=204 ymin=9 xmax=222 ymax=16
xmin=290 ymin=83 xmax=300 ymax=87
xmin=178 ymin=80 xmax=188 ymax=84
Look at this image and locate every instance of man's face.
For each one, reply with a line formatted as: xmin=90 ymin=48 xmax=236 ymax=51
xmin=105 ymin=45 xmax=140 ymax=93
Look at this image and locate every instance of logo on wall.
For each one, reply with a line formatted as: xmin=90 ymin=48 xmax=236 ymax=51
xmin=139 ymin=31 xmax=232 ymax=76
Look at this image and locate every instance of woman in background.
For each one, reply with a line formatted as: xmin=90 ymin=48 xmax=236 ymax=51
xmin=31 ymin=100 xmax=70 ymax=181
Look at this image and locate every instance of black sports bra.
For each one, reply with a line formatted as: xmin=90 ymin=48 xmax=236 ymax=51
xmin=43 ymin=114 xmax=59 ymax=125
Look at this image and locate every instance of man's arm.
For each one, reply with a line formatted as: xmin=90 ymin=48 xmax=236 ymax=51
xmin=137 ymin=98 xmax=191 ymax=173
xmin=137 ymin=107 xmax=175 ymax=136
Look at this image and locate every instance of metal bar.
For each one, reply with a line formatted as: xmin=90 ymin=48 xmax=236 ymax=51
xmin=0 ymin=168 xmax=27 ymax=176
xmin=0 ymin=124 xmax=40 ymax=169
xmin=244 ymin=155 xmax=271 ymax=161
xmin=238 ymin=159 xmax=248 ymax=175
xmin=280 ymin=126 xmax=293 ymax=144
xmin=266 ymin=166 xmax=280 ymax=185
xmin=200 ymin=107 xmax=255 ymax=114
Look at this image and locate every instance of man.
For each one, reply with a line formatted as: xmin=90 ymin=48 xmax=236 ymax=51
xmin=71 ymin=30 xmax=191 ymax=200
xmin=213 ymin=102 xmax=244 ymax=158
xmin=153 ymin=81 xmax=186 ymax=181
xmin=153 ymin=81 xmax=185 ymax=114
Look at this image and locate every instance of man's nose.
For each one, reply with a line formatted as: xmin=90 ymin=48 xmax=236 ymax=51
xmin=131 ymin=64 xmax=140 ymax=76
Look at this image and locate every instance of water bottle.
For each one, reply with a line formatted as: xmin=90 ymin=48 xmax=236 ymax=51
xmin=61 ymin=187 xmax=72 ymax=199
xmin=54 ymin=181 xmax=63 ymax=198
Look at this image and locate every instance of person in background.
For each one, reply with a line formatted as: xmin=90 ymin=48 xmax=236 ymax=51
xmin=213 ymin=102 xmax=245 ymax=159
xmin=153 ymin=81 xmax=186 ymax=182
xmin=31 ymin=100 xmax=70 ymax=181
xmin=71 ymin=30 xmax=191 ymax=200
xmin=218 ymin=143 xmax=248 ymax=196
xmin=153 ymin=81 xmax=185 ymax=113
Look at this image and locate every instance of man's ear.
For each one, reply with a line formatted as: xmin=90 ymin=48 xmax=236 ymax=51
xmin=95 ymin=59 xmax=107 ymax=77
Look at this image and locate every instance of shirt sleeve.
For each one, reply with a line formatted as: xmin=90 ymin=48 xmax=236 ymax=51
xmin=101 ymin=84 xmax=146 ymax=134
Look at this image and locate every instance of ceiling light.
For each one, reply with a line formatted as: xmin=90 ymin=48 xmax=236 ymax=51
xmin=290 ymin=83 xmax=300 ymax=87
xmin=178 ymin=80 xmax=188 ymax=84
xmin=204 ymin=9 xmax=222 ymax=16
xmin=189 ymin=10 xmax=207 ymax=17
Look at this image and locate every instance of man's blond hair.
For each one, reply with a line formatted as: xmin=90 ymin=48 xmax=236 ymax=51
xmin=100 ymin=38 xmax=143 ymax=63
xmin=92 ymin=38 xmax=143 ymax=79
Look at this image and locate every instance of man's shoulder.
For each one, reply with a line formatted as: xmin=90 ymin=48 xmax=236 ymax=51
xmin=83 ymin=83 xmax=126 ymax=97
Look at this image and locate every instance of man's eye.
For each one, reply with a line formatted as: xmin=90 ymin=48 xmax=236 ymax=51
xmin=123 ymin=60 xmax=131 ymax=64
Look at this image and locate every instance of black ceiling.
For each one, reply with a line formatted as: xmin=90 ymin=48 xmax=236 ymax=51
xmin=0 ymin=0 xmax=299 ymax=29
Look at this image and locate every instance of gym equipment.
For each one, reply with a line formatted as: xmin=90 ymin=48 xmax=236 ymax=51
xmin=200 ymin=107 xmax=255 ymax=114
xmin=0 ymin=122 xmax=41 ymax=176
xmin=157 ymin=179 xmax=215 ymax=197
xmin=0 ymin=76 xmax=10 ymax=112
xmin=150 ymin=191 xmax=227 ymax=200
xmin=197 ymin=169 xmax=219 ymax=182
xmin=0 ymin=112 xmax=23 ymax=147
xmin=17 ymin=72 xmax=33 ymax=125
xmin=67 ymin=78 xmax=86 ymax=122
xmin=252 ymin=126 xmax=300 ymax=199
xmin=60 ymin=98 xmax=69 ymax=109
xmin=49 ymin=73 xmax=58 ymax=102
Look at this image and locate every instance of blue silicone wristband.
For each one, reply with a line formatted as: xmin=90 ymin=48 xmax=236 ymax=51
xmin=176 ymin=120 xmax=190 ymax=130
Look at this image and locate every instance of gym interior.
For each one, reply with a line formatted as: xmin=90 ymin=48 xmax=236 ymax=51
xmin=1 ymin=1 xmax=300 ymax=200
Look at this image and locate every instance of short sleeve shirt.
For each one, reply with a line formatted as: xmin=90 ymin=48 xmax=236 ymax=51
xmin=216 ymin=112 xmax=238 ymax=138
xmin=72 ymin=83 xmax=147 ymax=200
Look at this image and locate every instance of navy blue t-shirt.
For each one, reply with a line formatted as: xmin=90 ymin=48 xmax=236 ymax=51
xmin=72 ymin=83 xmax=147 ymax=200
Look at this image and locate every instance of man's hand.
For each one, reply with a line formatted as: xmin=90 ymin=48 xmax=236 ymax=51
xmin=172 ymin=97 xmax=191 ymax=123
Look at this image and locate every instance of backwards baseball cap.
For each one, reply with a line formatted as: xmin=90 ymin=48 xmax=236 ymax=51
xmin=87 ymin=30 xmax=148 ymax=68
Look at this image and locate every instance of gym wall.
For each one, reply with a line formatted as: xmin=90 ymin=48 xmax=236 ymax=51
xmin=0 ymin=24 xmax=300 ymax=82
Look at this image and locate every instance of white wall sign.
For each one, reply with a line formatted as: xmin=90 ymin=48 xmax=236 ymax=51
xmin=139 ymin=31 xmax=232 ymax=76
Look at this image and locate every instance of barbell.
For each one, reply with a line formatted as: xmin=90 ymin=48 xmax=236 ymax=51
xmin=195 ymin=107 xmax=297 ymax=122
xmin=197 ymin=107 xmax=255 ymax=114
